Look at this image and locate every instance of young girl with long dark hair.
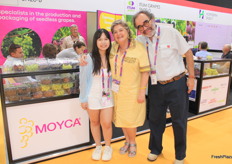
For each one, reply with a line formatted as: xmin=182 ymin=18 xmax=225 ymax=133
xmin=79 ymin=29 xmax=113 ymax=161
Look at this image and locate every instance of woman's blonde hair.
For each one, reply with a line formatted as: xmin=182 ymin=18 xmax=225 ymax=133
xmin=111 ymin=19 xmax=133 ymax=41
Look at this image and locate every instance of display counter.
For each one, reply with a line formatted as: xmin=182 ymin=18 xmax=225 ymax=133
xmin=0 ymin=67 xmax=91 ymax=163
xmin=0 ymin=60 xmax=151 ymax=163
xmin=189 ymin=59 xmax=232 ymax=114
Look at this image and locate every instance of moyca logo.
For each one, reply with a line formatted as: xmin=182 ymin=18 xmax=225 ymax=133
xmin=18 ymin=117 xmax=82 ymax=148
xmin=19 ymin=118 xmax=35 ymax=148
xmin=35 ymin=118 xmax=82 ymax=134
xmin=127 ymin=1 xmax=135 ymax=10
xmin=199 ymin=9 xmax=205 ymax=19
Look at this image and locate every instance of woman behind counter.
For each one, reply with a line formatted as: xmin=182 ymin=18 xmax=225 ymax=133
xmin=79 ymin=29 xmax=114 ymax=161
xmin=110 ymin=20 xmax=150 ymax=157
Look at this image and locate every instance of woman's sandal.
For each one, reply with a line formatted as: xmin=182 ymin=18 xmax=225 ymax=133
xmin=128 ymin=143 xmax=137 ymax=157
xmin=119 ymin=142 xmax=129 ymax=154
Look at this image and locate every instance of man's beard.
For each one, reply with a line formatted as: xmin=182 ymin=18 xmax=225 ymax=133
xmin=142 ymin=24 xmax=155 ymax=38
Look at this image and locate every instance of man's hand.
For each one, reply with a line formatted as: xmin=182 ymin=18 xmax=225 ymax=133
xmin=185 ymin=49 xmax=195 ymax=93
xmin=187 ymin=78 xmax=195 ymax=93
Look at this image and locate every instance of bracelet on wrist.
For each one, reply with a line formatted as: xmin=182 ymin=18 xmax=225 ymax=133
xmin=140 ymin=87 xmax=147 ymax=90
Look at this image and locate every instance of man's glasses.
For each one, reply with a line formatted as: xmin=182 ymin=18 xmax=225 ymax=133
xmin=136 ymin=19 xmax=152 ymax=31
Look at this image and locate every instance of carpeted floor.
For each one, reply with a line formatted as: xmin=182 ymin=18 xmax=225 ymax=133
xmin=35 ymin=108 xmax=232 ymax=164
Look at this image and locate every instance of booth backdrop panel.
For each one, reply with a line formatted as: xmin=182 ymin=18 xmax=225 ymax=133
xmin=0 ymin=6 xmax=87 ymax=65
xmin=195 ymin=22 xmax=232 ymax=50
xmin=6 ymin=98 xmax=89 ymax=160
xmin=97 ymin=10 xmax=122 ymax=41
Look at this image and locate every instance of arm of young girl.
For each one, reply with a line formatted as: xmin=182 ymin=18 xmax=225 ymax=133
xmin=79 ymin=54 xmax=92 ymax=109
xmin=79 ymin=54 xmax=88 ymax=66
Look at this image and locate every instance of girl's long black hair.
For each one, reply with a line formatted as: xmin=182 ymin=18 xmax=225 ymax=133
xmin=92 ymin=29 xmax=111 ymax=75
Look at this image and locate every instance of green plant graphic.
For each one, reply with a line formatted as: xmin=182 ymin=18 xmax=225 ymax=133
xmin=123 ymin=15 xmax=136 ymax=39
xmin=175 ymin=20 xmax=187 ymax=35
xmin=1 ymin=28 xmax=42 ymax=58
xmin=53 ymin=26 xmax=71 ymax=41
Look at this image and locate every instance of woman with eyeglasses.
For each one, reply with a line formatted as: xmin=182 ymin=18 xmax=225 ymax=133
xmin=110 ymin=19 xmax=150 ymax=157
xmin=133 ymin=10 xmax=194 ymax=164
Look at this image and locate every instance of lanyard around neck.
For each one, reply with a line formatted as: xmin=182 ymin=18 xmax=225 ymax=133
xmin=114 ymin=41 xmax=130 ymax=77
xmin=101 ymin=69 xmax=110 ymax=92
xmin=146 ymin=26 xmax=160 ymax=73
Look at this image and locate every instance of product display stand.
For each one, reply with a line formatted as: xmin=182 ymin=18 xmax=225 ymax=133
xmin=189 ymin=59 xmax=232 ymax=114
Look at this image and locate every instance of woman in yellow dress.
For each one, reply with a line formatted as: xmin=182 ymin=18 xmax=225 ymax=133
xmin=110 ymin=20 xmax=150 ymax=157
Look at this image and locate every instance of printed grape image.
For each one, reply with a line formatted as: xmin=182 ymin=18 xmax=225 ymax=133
xmin=52 ymin=26 xmax=72 ymax=53
xmin=176 ymin=20 xmax=186 ymax=36
xmin=1 ymin=28 xmax=42 ymax=58
xmin=157 ymin=18 xmax=176 ymax=27
xmin=185 ymin=21 xmax=196 ymax=41
xmin=155 ymin=18 xmax=195 ymax=42
xmin=53 ymin=26 xmax=71 ymax=41
xmin=157 ymin=18 xmax=186 ymax=35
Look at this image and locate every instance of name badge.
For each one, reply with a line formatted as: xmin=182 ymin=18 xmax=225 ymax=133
xmin=150 ymin=74 xmax=157 ymax=85
xmin=112 ymin=82 xmax=120 ymax=93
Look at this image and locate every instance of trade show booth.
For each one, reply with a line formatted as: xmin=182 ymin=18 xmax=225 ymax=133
xmin=0 ymin=0 xmax=232 ymax=163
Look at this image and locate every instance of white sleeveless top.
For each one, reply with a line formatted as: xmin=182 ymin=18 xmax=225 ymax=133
xmin=88 ymin=69 xmax=114 ymax=110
